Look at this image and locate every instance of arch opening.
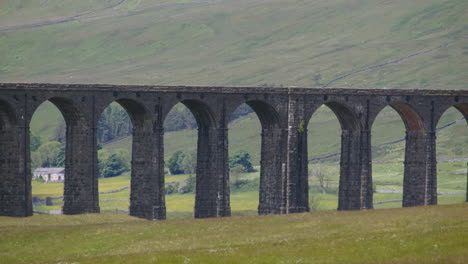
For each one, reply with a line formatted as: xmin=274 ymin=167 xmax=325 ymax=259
xmin=162 ymin=102 xmax=201 ymax=219
xmin=29 ymin=100 xmax=68 ymax=214
xmin=372 ymin=103 xmax=429 ymax=208
xmin=96 ymin=101 xmax=133 ymax=214
xmin=435 ymin=104 xmax=468 ymax=205
xmin=307 ymin=105 xmax=342 ymax=211
xmin=370 ymin=106 xmax=406 ymax=209
xmin=234 ymin=100 xmax=282 ymax=215
xmin=228 ymin=103 xmax=261 ymax=216
xmin=31 ymin=97 xmax=99 ymax=215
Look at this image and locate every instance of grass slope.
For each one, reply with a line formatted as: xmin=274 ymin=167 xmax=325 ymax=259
xmin=1 ymin=204 xmax=467 ymax=263
xmin=0 ymin=0 xmax=467 ymax=89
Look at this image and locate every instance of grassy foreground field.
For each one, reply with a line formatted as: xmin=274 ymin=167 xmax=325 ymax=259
xmin=1 ymin=204 xmax=467 ymax=263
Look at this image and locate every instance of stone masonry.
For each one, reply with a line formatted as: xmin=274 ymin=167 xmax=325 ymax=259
xmin=0 ymin=83 xmax=467 ymax=219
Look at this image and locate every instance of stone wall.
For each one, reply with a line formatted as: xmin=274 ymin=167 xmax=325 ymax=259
xmin=0 ymin=83 xmax=467 ymax=219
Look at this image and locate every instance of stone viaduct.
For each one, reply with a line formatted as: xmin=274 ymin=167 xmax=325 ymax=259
xmin=0 ymin=83 xmax=467 ymax=220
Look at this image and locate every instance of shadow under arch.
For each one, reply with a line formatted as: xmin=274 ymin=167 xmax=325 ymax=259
xmin=323 ymin=102 xmax=360 ymax=131
xmin=47 ymin=97 xmax=87 ymax=127
xmin=180 ymin=99 xmax=217 ymax=129
xmin=372 ymin=102 xmax=432 ymax=207
xmin=453 ymin=103 xmax=468 ymax=125
xmin=244 ymin=100 xmax=280 ymax=129
xmin=113 ymin=98 xmax=151 ymax=129
xmin=307 ymin=102 xmax=367 ymax=211
xmin=229 ymin=100 xmax=283 ymax=215
xmin=387 ymin=103 xmax=425 ymax=131
xmin=0 ymin=99 xmax=28 ymax=216
xmin=0 ymin=99 xmax=17 ymax=128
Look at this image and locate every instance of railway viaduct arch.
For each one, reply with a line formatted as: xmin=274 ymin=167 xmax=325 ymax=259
xmin=0 ymin=83 xmax=467 ymax=219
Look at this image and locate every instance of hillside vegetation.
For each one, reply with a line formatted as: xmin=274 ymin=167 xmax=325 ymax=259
xmin=0 ymin=0 xmax=467 ymax=88
xmin=1 ymin=204 xmax=467 ymax=263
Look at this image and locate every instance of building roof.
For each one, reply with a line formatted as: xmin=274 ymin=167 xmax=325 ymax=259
xmin=34 ymin=168 xmax=65 ymax=174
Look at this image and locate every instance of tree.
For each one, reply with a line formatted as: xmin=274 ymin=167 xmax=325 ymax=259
xmin=180 ymin=174 xmax=196 ymax=194
xmin=229 ymin=164 xmax=245 ymax=187
xmin=32 ymin=141 xmax=64 ymax=169
xmin=54 ymin=121 xmax=66 ymax=143
xmin=97 ymin=103 xmax=132 ymax=144
xmin=309 ymin=168 xmax=330 ymax=194
xmin=181 ymin=152 xmax=196 ymax=175
xmin=30 ymin=132 xmax=42 ymax=152
xmin=163 ymin=104 xmax=197 ymax=132
xmin=167 ymin=151 xmax=186 ymax=175
xmin=229 ymin=150 xmax=254 ymax=173
xmin=98 ymin=148 xmax=129 ymax=178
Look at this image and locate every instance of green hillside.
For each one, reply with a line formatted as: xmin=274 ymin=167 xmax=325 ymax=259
xmin=0 ymin=0 xmax=467 ymax=88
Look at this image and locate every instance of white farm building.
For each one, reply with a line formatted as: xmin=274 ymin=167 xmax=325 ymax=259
xmin=33 ymin=168 xmax=65 ymax=183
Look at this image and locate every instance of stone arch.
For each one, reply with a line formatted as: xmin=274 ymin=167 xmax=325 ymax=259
xmin=227 ymin=100 xmax=283 ymax=215
xmin=48 ymin=97 xmax=88 ymax=127
xmin=436 ymin=103 xmax=468 ymax=126
xmin=323 ymin=102 xmax=361 ymax=131
xmin=163 ymin=99 xmax=228 ymax=218
xmin=370 ymin=102 xmax=425 ymax=132
xmin=305 ymin=101 xmax=361 ymax=135
xmin=97 ymin=98 xmax=158 ymax=219
xmin=371 ymin=103 xmax=431 ymax=207
xmin=30 ymin=97 xmax=99 ymax=214
xmin=454 ymin=104 xmax=468 ymax=124
xmin=370 ymin=106 xmax=408 ymax=209
xmin=244 ymin=100 xmax=281 ymax=129
xmin=177 ymin=99 xmax=217 ymax=129
xmin=434 ymin=103 xmax=468 ymax=205
xmin=99 ymin=98 xmax=152 ymax=129
xmin=388 ymin=103 xmax=424 ymax=131
xmin=307 ymin=101 xmax=368 ymax=210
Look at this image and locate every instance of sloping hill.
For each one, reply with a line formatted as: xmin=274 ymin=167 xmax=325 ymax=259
xmin=1 ymin=0 xmax=467 ymax=88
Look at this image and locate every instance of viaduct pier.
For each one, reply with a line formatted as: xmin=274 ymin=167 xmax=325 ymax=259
xmin=1 ymin=83 xmax=467 ymax=219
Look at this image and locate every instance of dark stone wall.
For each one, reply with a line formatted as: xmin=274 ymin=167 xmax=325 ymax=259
xmin=0 ymin=83 xmax=467 ymax=219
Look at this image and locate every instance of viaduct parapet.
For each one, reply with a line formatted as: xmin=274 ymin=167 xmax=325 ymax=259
xmin=1 ymin=83 xmax=467 ymax=219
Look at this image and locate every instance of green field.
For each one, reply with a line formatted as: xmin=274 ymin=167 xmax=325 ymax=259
xmin=31 ymin=155 xmax=467 ymax=218
xmin=1 ymin=204 xmax=467 ymax=263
